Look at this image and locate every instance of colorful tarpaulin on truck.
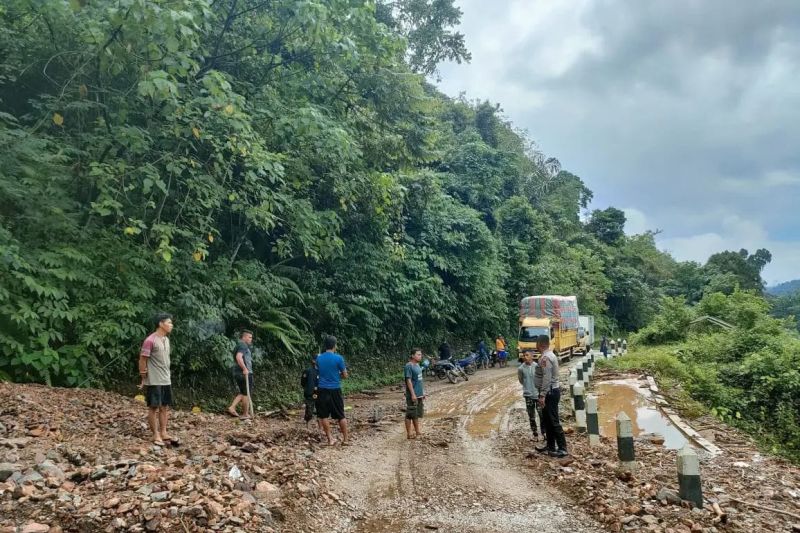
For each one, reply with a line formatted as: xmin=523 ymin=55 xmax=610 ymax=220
xmin=519 ymin=295 xmax=579 ymax=330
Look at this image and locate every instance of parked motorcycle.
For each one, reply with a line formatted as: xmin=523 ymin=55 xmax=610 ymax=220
xmin=457 ymin=352 xmax=478 ymax=375
xmin=431 ymin=359 xmax=467 ymax=383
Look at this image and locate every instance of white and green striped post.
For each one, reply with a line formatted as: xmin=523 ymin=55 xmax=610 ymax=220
xmin=586 ymin=395 xmax=600 ymax=446
xmin=616 ymin=412 xmax=635 ymax=470
xmin=677 ymin=445 xmax=703 ymax=508
xmin=574 ymin=383 xmax=586 ymax=433
xmin=568 ymin=369 xmax=578 ymax=414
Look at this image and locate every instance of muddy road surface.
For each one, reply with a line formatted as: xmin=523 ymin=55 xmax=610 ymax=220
xmin=322 ymin=366 xmax=603 ymax=532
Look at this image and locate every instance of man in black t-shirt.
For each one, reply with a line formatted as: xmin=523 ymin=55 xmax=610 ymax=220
xmin=227 ymin=330 xmax=254 ymax=418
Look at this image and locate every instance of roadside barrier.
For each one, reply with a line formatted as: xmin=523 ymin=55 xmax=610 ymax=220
xmin=569 ymin=370 xmax=578 ymax=414
xmin=677 ymin=445 xmax=703 ymax=508
xmin=616 ymin=412 xmax=635 ymax=470
xmin=574 ymin=383 xmax=586 ymax=433
xmin=586 ymin=394 xmax=599 ymax=446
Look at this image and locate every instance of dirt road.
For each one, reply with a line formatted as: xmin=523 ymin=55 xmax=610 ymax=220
xmin=323 ymin=366 xmax=603 ymax=532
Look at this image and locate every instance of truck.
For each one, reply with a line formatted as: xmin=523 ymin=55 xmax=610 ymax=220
xmin=578 ymin=315 xmax=595 ymax=355
xmin=517 ymin=295 xmax=581 ymax=362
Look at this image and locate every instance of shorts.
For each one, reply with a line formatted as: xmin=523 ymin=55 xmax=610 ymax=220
xmin=498 ymin=350 xmax=508 ymax=359
xmin=405 ymin=397 xmax=424 ymax=420
xmin=315 ymin=388 xmax=346 ymax=420
xmin=234 ymin=373 xmax=254 ymax=396
xmin=145 ymin=385 xmax=173 ymax=407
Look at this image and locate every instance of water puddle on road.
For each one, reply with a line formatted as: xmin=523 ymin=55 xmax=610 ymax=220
xmin=595 ymin=379 xmax=687 ymax=449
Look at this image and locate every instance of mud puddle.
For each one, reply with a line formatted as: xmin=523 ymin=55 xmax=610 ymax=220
xmin=596 ymin=379 xmax=687 ymax=449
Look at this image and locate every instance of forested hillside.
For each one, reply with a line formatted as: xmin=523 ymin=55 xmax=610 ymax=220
xmin=0 ymin=0 xmax=779 ymax=405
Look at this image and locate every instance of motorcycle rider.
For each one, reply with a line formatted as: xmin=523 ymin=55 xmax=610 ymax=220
xmin=438 ymin=341 xmax=452 ymax=362
xmin=495 ymin=335 xmax=508 ymax=365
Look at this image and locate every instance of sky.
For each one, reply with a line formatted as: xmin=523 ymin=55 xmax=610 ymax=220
xmin=435 ymin=0 xmax=800 ymax=285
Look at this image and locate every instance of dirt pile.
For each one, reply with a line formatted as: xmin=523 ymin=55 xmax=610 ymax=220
xmin=0 ymin=383 xmax=352 ymax=532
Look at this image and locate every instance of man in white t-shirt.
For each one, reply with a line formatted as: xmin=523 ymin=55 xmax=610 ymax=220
xmin=138 ymin=313 xmax=176 ymax=447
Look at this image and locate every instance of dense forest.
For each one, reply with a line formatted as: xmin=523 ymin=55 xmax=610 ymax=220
xmin=0 ymin=0 xmax=793 ymax=413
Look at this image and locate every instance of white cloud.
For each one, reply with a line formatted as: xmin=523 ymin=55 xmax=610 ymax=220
xmin=623 ymin=208 xmax=649 ymax=235
xmin=658 ymin=216 xmax=799 ymax=284
xmin=437 ymin=0 xmax=800 ymax=283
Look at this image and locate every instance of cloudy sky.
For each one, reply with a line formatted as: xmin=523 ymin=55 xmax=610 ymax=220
xmin=435 ymin=0 xmax=800 ymax=285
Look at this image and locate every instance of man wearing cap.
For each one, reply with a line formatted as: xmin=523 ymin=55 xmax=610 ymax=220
xmin=535 ymin=335 xmax=568 ymax=457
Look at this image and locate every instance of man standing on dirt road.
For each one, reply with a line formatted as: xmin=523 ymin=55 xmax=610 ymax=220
xmin=535 ymin=335 xmax=568 ymax=457
xmin=138 ymin=313 xmax=177 ymax=447
xmin=518 ymin=351 xmax=545 ymax=442
xmin=316 ymin=335 xmax=350 ymax=446
xmin=228 ymin=330 xmax=254 ymax=419
xmin=404 ymin=348 xmax=426 ymax=440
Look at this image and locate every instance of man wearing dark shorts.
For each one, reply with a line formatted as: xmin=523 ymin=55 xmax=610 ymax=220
xmin=404 ymin=348 xmax=425 ymax=439
xmin=315 ymin=335 xmax=349 ymax=446
xmin=138 ymin=313 xmax=175 ymax=447
xmin=228 ymin=330 xmax=254 ymax=418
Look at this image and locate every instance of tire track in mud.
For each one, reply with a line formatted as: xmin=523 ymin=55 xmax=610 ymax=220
xmin=326 ymin=367 xmax=604 ymax=533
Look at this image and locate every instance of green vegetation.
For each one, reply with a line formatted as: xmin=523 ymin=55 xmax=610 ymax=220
xmin=0 ymin=0 xmax=790 ymax=423
xmin=609 ymin=289 xmax=800 ymax=461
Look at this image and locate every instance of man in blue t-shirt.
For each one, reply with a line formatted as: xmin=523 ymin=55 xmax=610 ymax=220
xmin=315 ymin=335 xmax=349 ymax=446
xmin=404 ymin=348 xmax=425 ymax=439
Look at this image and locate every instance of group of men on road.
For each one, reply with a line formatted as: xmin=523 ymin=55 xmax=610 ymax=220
xmin=137 ymin=314 xmax=351 ymax=447
xmin=137 ymin=312 xmax=572 ymax=455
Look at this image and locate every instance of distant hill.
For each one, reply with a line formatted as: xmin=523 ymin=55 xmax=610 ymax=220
xmin=767 ymin=279 xmax=800 ymax=296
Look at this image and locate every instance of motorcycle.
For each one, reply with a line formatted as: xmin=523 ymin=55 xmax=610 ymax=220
xmin=431 ymin=358 xmax=468 ymax=383
xmin=496 ymin=352 xmax=508 ymax=368
xmin=457 ymin=352 xmax=478 ymax=375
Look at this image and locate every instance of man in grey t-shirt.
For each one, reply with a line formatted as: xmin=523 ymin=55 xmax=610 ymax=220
xmin=227 ymin=330 xmax=254 ymax=419
xmin=138 ymin=313 xmax=175 ymax=447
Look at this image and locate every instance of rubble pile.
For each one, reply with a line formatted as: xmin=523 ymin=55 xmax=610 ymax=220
xmin=0 ymin=383 xmax=351 ymax=532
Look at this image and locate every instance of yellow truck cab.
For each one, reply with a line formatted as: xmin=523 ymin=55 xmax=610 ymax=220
xmin=518 ymin=296 xmax=580 ymax=362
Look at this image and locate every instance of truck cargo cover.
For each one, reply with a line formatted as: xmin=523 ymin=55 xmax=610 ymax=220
xmin=519 ymin=295 xmax=579 ymax=330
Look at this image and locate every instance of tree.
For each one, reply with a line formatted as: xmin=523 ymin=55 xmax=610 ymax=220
xmin=704 ymin=248 xmax=771 ymax=293
xmin=586 ymin=208 xmax=626 ymax=245
xmin=376 ymin=0 xmax=471 ymax=76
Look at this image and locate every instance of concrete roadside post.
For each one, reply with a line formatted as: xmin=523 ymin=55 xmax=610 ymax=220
xmin=581 ymin=358 xmax=589 ymax=385
xmin=586 ymin=395 xmax=600 ymax=446
xmin=574 ymin=383 xmax=586 ymax=433
xmin=616 ymin=412 xmax=635 ymax=470
xmin=677 ymin=445 xmax=703 ymax=508
xmin=587 ymin=352 xmax=594 ymax=378
xmin=576 ymin=364 xmax=584 ymax=387
xmin=568 ymin=370 xmax=578 ymax=414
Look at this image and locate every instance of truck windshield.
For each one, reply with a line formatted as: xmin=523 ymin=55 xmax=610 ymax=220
xmin=519 ymin=327 xmax=549 ymax=342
